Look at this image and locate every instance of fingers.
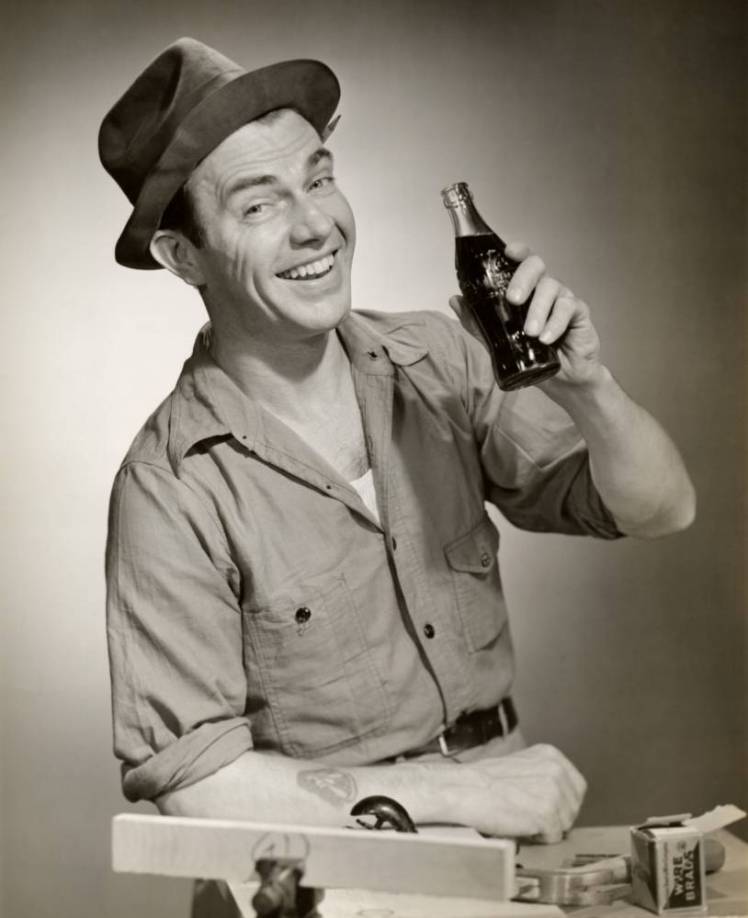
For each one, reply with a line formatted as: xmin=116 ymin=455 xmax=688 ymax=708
xmin=504 ymin=240 xmax=532 ymax=263
xmin=533 ymin=826 xmax=565 ymax=845
xmin=457 ymin=744 xmax=587 ymax=841
xmin=525 ymin=283 xmax=583 ymax=347
xmin=555 ymin=747 xmax=588 ymax=801
xmin=506 ymin=254 xmax=546 ymax=306
xmin=534 ymin=744 xmax=587 ymax=830
xmin=523 ymin=746 xmax=583 ymax=839
xmin=503 ymin=243 xmax=586 ymax=348
xmin=522 ymin=276 xmax=564 ymax=337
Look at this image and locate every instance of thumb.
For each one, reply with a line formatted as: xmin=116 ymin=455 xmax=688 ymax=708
xmin=448 ymin=294 xmax=465 ymax=318
xmin=448 ymin=295 xmax=484 ymax=344
xmin=530 ymin=828 xmax=566 ymax=845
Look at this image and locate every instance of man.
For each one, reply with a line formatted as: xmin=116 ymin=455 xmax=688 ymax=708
xmin=101 ymin=37 xmax=695 ymax=852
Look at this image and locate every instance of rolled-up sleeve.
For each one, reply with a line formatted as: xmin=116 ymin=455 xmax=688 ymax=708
xmin=438 ymin=314 xmax=623 ymax=538
xmin=105 ymin=461 xmax=252 ymax=802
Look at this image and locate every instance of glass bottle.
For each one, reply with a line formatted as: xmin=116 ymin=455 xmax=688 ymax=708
xmin=441 ymin=181 xmax=560 ymax=390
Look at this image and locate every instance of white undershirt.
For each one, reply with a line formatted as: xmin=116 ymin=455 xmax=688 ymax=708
xmin=349 ymin=468 xmax=380 ymax=524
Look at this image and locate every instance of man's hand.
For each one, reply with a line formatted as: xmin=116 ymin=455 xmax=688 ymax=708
xmin=430 ymin=743 xmax=587 ymax=844
xmin=449 ymin=239 xmax=695 ymax=536
xmin=449 ymin=240 xmax=603 ymax=389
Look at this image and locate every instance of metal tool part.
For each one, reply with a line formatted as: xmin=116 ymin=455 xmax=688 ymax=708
xmin=515 ymin=859 xmax=632 ymax=907
xmin=251 ymin=857 xmax=323 ymax=918
xmin=515 ymin=836 xmax=726 ymax=908
xmin=350 ymin=796 xmax=419 ymax=833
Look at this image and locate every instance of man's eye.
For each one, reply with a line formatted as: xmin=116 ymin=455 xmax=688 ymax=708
xmin=309 ymin=175 xmax=335 ymax=192
xmin=244 ymin=202 xmax=269 ymax=216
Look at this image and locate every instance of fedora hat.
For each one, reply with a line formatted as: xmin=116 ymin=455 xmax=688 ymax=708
xmin=99 ymin=38 xmax=340 ymax=269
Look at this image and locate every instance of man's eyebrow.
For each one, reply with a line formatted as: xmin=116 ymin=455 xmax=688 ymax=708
xmin=223 ymin=149 xmax=334 ymax=201
xmin=224 ymin=174 xmax=278 ymax=199
xmin=308 ymin=147 xmax=334 ymax=169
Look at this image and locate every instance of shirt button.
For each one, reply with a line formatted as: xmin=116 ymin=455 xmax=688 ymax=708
xmin=295 ymin=607 xmax=312 ymax=624
xmin=480 ymin=552 xmax=491 ymax=568
xmin=423 ymin=623 xmax=435 ymax=639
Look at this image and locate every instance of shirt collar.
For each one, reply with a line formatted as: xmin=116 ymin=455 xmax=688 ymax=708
xmin=337 ymin=309 xmax=429 ymax=373
xmin=167 ymin=325 xmax=262 ymax=470
xmin=167 ymin=311 xmax=430 ymax=469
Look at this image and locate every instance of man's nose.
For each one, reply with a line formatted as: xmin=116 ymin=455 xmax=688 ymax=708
xmin=288 ymin=197 xmax=334 ymax=246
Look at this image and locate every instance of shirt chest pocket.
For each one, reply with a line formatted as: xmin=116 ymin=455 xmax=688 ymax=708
xmin=244 ymin=574 xmax=391 ymax=757
xmin=444 ymin=514 xmax=508 ymax=652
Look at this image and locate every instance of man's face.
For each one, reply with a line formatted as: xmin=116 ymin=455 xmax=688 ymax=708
xmin=184 ymin=109 xmax=356 ymax=343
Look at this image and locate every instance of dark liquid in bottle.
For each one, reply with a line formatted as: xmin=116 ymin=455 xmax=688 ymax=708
xmin=455 ymin=234 xmax=560 ymax=390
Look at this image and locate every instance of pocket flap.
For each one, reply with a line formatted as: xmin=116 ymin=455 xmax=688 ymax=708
xmin=444 ymin=516 xmax=499 ymax=573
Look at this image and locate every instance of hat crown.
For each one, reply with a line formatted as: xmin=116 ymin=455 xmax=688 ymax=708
xmin=99 ymin=38 xmax=244 ymax=203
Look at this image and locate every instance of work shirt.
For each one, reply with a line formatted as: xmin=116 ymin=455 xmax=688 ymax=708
xmin=106 ymin=309 xmax=621 ymax=803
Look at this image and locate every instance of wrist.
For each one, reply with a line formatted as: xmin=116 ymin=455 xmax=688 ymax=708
xmin=413 ymin=760 xmax=477 ymax=826
xmin=539 ymin=362 xmax=613 ymax=411
xmin=366 ymin=760 xmax=469 ymax=827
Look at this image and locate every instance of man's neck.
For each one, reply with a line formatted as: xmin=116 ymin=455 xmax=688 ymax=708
xmin=209 ymin=317 xmax=369 ymax=482
xmin=209 ymin=322 xmax=352 ymax=425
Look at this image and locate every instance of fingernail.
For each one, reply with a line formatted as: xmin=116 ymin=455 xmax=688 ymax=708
xmin=509 ymin=286 xmax=523 ymax=302
xmin=525 ymin=319 xmax=540 ymax=336
xmin=539 ymin=330 xmax=553 ymax=343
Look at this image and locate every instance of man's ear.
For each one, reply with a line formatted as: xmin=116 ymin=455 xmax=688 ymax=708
xmin=149 ymin=230 xmax=206 ymax=287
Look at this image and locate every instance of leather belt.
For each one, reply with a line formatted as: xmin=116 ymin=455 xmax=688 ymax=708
xmin=401 ymin=698 xmax=518 ymax=759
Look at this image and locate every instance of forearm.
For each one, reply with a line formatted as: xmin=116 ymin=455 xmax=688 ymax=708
xmin=156 ymin=743 xmax=586 ymax=842
xmin=156 ymin=750 xmax=446 ymax=827
xmin=542 ymin=366 xmax=696 ymax=538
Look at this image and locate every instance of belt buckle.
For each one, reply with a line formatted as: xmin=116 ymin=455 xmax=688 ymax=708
xmin=437 ymin=732 xmax=452 ymax=756
xmin=497 ymin=700 xmax=509 ymax=736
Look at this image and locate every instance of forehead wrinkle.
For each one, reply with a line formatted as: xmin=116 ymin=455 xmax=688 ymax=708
xmin=195 ymin=117 xmax=325 ymax=208
xmin=220 ymin=148 xmax=334 ymax=202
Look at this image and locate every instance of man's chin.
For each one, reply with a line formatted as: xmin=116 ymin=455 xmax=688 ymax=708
xmin=274 ymin=294 xmax=350 ymax=342
xmin=309 ymin=301 xmax=352 ymax=336
xmin=295 ymin=285 xmax=352 ymax=330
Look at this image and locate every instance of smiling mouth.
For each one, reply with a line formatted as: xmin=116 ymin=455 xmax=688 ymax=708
xmin=277 ymin=251 xmax=336 ymax=281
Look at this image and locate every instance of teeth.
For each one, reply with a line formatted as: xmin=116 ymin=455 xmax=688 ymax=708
xmin=278 ymin=253 xmax=335 ymax=280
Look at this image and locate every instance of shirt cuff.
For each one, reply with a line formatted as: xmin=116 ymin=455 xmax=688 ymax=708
xmin=121 ymin=718 xmax=252 ymax=802
xmin=567 ymin=456 xmax=626 ymax=539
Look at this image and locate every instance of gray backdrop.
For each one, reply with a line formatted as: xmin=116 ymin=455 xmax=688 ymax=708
xmin=1 ymin=1 xmax=745 ymax=916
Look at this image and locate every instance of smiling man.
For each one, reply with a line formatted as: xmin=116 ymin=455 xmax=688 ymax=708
xmin=101 ymin=38 xmax=695 ymax=885
xmin=147 ymin=109 xmax=366 ymax=488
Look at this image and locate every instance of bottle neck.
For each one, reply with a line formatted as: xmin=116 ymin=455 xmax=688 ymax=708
xmin=442 ymin=183 xmax=495 ymax=238
xmin=446 ymin=204 xmax=494 ymax=237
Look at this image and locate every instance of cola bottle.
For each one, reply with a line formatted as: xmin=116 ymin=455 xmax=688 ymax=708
xmin=441 ymin=182 xmax=560 ymax=390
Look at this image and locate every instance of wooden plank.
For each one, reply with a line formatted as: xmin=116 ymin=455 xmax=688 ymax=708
xmin=112 ymin=814 xmax=515 ymax=900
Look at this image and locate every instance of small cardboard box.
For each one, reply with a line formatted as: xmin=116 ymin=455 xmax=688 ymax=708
xmin=630 ymin=815 xmax=707 ymax=915
xmin=630 ymin=805 xmax=745 ymax=914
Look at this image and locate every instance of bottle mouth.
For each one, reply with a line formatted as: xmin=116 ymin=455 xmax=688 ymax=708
xmin=441 ymin=182 xmax=471 ymax=208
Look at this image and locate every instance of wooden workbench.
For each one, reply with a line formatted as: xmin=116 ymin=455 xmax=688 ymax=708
xmin=112 ymin=815 xmax=748 ymax=917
